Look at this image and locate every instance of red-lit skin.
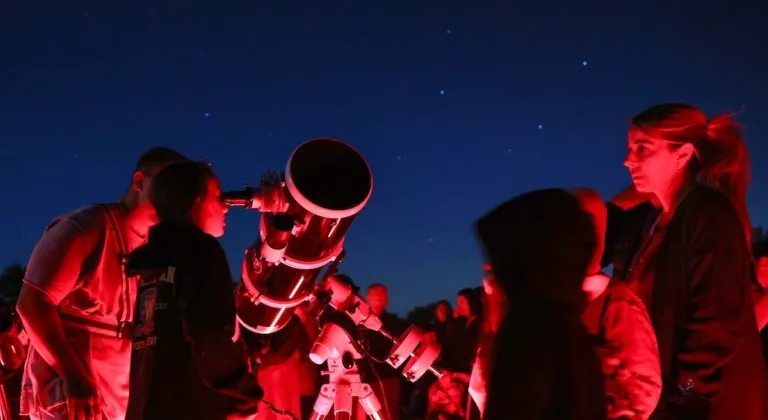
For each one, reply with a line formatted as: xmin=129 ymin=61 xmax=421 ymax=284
xmin=755 ymin=257 xmax=768 ymax=330
xmin=454 ymin=295 xmax=471 ymax=320
xmin=434 ymin=302 xmax=450 ymax=323
xmin=366 ymin=284 xmax=388 ymax=316
xmin=465 ymin=264 xmax=506 ymax=417
xmin=193 ymin=176 xmax=228 ymax=238
xmin=16 ymin=168 xmax=160 ymax=413
xmin=625 ymin=119 xmax=768 ymax=329
xmin=571 ymin=188 xmax=610 ymax=299
xmin=624 ymin=127 xmax=697 ymax=221
xmin=758 ymin=258 xmax=768 ymax=291
xmin=480 ymin=263 xmax=506 ymax=335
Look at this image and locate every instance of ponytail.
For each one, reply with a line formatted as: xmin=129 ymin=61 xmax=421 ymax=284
xmin=696 ymin=113 xmax=752 ymax=246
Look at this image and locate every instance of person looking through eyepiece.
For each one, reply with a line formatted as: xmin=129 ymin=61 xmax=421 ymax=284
xmin=124 ymin=161 xmax=262 ymax=420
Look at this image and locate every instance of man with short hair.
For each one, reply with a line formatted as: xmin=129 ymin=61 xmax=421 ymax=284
xmin=17 ymin=147 xmax=189 ymax=420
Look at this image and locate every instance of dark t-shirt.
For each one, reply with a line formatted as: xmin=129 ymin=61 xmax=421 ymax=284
xmin=125 ymin=222 xmax=261 ymax=420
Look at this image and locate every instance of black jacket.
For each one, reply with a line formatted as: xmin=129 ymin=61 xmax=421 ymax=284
xmin=124 ymin=221 xmax=262 ymax=420
xmin=606 ymin=186 xmax=768 ymax=420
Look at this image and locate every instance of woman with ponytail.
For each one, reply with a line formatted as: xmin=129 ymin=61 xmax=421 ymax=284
xmin=602 ymin=103 xmax=768 ymax=419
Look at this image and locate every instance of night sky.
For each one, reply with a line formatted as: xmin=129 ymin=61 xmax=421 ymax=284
xmin=2 ymin=1 xmax=766 ymax=314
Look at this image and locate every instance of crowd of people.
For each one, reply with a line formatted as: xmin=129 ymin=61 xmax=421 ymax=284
xmin=0 ymin=101 xmax=767 ymax=420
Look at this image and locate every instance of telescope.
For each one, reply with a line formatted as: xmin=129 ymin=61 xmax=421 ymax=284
xmin=224 ymin=138 xmax=442 ymax=419
xmin=223 ymin=138 xmax=374 ymax=335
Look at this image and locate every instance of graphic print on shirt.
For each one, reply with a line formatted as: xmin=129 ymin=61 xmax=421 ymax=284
xmin=133 ymin=266 xmax=175 ymax=350
xmin=135 ymin=288 xmax=158 ymax=336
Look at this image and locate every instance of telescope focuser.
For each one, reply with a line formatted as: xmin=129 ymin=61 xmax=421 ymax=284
xmin=223 ymin=170 xmax=290 ymax=213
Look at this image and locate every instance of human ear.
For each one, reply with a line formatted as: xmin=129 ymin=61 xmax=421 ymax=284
xmin=675 ymin=143 xmax=696 ymax=170
xmin=132 ymin=172 xmax=145 ymax=193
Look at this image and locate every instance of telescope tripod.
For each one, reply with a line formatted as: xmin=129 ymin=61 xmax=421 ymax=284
xmin=309 ymin=356 xmax=389 ymax=420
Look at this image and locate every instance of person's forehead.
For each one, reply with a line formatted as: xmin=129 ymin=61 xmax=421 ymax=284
xmin=367 ymin=286 xmax=387 ymax=295
xmin=628 ymin=127 xmax=665 ymax=146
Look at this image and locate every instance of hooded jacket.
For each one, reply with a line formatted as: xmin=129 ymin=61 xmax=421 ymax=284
xmin=124 ymin=221 xmax=262 ymax=420
xmin=475 ymin=188 xmax=607 ymax=420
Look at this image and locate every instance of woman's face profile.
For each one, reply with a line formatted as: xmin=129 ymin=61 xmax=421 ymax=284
xmin=624 ymin=129 xmax=693 ymax=195
xmin=196 ymin=176 xmax=228 ymax=238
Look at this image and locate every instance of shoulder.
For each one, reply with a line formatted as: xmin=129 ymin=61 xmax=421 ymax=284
xmin=191 ymin=232 xmax=229 ymax=269
xmin=681 ymin=186 xmax=739 ymax=222
xmin=600 ymin=282 xmax=652 ymax=326
xmin=40 ymin=204 xmax=108 ymax=244
xmin=197 ymin=231 xmax=226 ymax=255
xmin=677 ymin=186 xmax=743 ymax=240
xmin=604 ymin=281 xmax=644 ymax=307
xmin=55 ymin=204 xmax=109 ymax=233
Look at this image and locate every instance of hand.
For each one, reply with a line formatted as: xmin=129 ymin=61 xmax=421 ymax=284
xmin=63 ymin=373 xmax=101 ymax=420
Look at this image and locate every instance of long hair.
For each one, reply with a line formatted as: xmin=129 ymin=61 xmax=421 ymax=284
xmin=631 ymin=103 xmax=752 ymax=246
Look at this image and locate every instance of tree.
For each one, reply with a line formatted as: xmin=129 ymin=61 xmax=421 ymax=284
xmin=0 ymin=264 xmax=25 ymax=306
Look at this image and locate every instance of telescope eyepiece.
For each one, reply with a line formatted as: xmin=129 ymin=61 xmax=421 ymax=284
xmin=222 ymin=189 xmax=253 ymax=207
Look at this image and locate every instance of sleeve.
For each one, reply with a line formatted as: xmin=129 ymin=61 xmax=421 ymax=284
xmin=602 ymin=290 xmax=662 ymax=419
xmin=180 ymin=238 xmax=263 ymax=404
xmin=23 ymin=211 xmax=103 ymax=304
xmin=467 ymin=352 xmax=487 ymax=417
xmin=675 ymin=202 xmax=751 ymax=400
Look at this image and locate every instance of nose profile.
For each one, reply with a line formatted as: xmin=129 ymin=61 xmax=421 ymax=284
xmin=623 ymin=153 xmax=636 ymax=169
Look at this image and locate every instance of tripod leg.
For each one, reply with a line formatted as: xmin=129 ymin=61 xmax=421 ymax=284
xmin=357 ymin=384 xmax=389 ymax=420
xmin=333 ymin=383 xmax=353 ymax=420
xmin=310 ymin=384 xmax=336 ymax=420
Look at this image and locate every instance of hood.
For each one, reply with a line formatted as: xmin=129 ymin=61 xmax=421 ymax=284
xmin=474 ymin=188 xmax=596 ymax=307
xmin=125 ymin=221 xmax=208 ymax=275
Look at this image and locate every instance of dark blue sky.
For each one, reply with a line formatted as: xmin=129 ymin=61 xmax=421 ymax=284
xmin=2 ymin=1 xmax=766 ymax=314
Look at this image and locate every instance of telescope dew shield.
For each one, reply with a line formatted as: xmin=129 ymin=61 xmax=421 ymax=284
xmin=235 ymin=138 xmax=373 ymax=334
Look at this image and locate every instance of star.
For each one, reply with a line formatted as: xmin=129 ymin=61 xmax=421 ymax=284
xmin=582 ymin=60 xmax=588 ymax=67
xmin=446 ymin=29 xmax=452 ymax=35
xmin=204 ymin=112 xmax=210 ymax=118
xmin=396 ymin=156 xmax=402 ymax=161
xmin=428 ymin=238 xmax=434 ymax=243
xmin=537 ymin=124 xmax=543 ymax=130
xmin=439 ymin=90 xmax=445 ymax=95
xmin=73 ymin=153 xmax=80 ymax=159
xmin=506 ymin=148 xmax=512 ymax=153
